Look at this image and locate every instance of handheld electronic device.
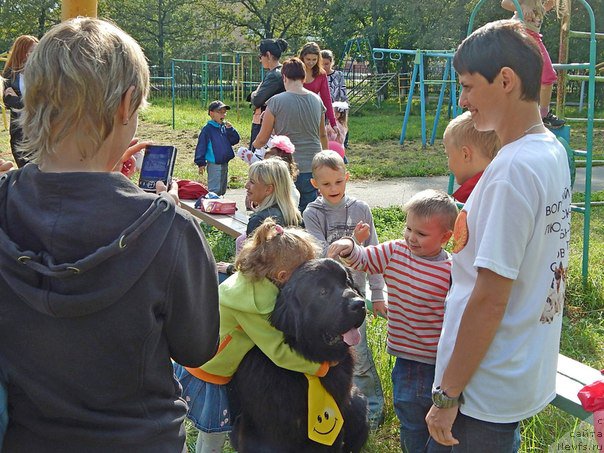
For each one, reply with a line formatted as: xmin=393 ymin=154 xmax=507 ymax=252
xmin=138 ymin=145 xmax=177 ymax=192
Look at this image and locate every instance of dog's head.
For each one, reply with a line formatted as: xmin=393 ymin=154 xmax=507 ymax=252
xmin=270 ymin=258 xmax=366 ymax=363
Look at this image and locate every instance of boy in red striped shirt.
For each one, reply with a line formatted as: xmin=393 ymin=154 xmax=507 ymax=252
xmin=328 ymin=189 xmax=458 ymax=453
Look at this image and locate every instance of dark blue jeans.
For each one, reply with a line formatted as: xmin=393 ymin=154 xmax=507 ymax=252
xmin=425 ymin=412 xmax=520 ymax=453
xmin=392 ymin=358 xmax=449 ymax=453
xmin=295 ymin=172 xmax=318 ymax=214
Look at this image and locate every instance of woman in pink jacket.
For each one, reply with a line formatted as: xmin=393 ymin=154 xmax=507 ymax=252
xmin=299 ymin=42 xmax=337 ymax=133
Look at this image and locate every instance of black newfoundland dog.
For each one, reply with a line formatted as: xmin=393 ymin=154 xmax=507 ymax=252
xmin=230 ymin=258 xmax=370 ymax=452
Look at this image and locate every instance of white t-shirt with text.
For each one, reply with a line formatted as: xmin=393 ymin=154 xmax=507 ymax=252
xmin=434 ymin=131 xmax=571 ymax=423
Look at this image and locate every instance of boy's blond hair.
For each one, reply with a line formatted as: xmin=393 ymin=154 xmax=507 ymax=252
xmin=311 ymin=150 xmax=346 ymax=176
xmin=20 ymin=18 xmax=150 ymax=164
xmin=444 ymin=111 xmax=500 ymax=160
xmin=404 ymin=189 xmax=459 ymax=231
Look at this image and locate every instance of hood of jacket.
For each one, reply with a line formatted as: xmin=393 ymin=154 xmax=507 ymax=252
xmin=219 ymin=272 xmax=279 ymax=315
xmin=0 ymin=164 xmax=179 ymax=318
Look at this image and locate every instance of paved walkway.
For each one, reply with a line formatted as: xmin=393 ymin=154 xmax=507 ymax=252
xmin=226 ymin=166 xmax=604 ymax=210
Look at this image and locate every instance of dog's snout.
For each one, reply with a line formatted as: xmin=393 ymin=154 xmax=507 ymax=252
xmin=349 ymin=297 xmax=366 ymax=313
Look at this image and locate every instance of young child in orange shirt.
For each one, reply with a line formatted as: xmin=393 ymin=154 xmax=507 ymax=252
xmin=443 ymin=111 xmax=500 ymax=203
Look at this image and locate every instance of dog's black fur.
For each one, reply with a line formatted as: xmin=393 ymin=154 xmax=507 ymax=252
xmin=230 ymin=258 xmax=370 ymax=453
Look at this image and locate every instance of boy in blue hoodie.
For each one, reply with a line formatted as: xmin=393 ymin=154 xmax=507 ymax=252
xmin=195 ymin=100 xmax=240 ymax=196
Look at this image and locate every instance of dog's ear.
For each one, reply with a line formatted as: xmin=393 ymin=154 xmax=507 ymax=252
xmin=270 ymin=283 xmax=303 ymax=342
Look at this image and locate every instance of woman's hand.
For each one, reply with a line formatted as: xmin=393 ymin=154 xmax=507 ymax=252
xmin=155 ymin=180 xmax=180 ymax=206
xmin=0 ymin=158 xmax=14 ymax=175
xmin=371 ymin=300 xmax=388 ymax=318
xmin=122 ymin=138 xmax=151 ymax=164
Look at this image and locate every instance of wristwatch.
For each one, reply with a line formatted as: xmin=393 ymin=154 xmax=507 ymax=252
xmin=432 ymin=387 xmax=464 ymax=409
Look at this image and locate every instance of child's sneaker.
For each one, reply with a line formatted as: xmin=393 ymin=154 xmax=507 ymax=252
xmin=543 ymin=111 xmax=565 ymax=128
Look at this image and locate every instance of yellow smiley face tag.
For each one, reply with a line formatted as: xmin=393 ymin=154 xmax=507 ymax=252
xmin=305 ymin=374 xmax=344 ymax=446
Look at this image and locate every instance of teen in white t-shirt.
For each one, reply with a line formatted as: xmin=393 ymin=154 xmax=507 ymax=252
xmin=425 ymin=20 xmax=572 ymax=452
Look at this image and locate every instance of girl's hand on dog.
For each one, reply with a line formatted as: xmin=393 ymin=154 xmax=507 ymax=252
xmin=353 ymin=221 xmax=370 ymax=244
xmin=327 ymin=238 xmax=355 ymax=259
xmin=371 ymin=300 xmax=387 ymax=318
xmin=216 ymin=262 xmax=232 ymax=273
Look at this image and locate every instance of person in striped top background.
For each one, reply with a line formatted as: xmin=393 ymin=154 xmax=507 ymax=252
xmin=328 ymin=189 xmax=458 ymax=453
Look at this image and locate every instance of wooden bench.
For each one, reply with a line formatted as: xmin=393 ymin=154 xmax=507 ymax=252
xmin=181 ymin=199 xmax=248 ymax=238
xmin=552 ymin=353 xmax=602 ymax=424
xmin=366 ymin=298 xmax=602 ymax=423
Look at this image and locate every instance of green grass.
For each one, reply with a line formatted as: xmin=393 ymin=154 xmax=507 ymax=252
xmin=144 ymin=97 xmax=255 ymax=134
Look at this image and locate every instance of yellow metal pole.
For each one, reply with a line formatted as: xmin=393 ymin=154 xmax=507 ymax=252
xmin=61 ymin=0 xmax=98 ymax=21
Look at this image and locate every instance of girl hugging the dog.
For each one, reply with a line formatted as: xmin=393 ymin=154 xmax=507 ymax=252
xmin=173 ymin=219 xmax=331 ymax=453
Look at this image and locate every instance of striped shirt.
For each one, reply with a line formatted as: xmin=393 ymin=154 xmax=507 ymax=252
xmin=344 ymin=240 xmax=451 ymax=365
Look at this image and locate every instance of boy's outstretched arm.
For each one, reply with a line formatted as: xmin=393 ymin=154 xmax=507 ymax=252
xmin=327 ymin=238 xmax=355 ymax=259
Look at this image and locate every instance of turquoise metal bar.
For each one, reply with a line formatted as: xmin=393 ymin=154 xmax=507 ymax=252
xmin=171 ymin=59 xmax=176 ymax=129
xmin=400 ymin=56 xmax=420 ymax=145
xmin=419 ymin=52 xmax=427 ymax=147
xmin=431 ymin=60 xmax=450 ymax=145
xmin=553 ymin=63 xmax=591 ymax=70
xmin=219 ymin=53 xmax=223 ymax=100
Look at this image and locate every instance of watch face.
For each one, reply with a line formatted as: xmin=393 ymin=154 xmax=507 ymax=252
xmin=432 ymin=389 xmax=458 ymax=409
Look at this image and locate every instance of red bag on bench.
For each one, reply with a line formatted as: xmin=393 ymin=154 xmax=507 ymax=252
xmin=177 ymin=179 xmax=209 ymax=200
xmin=198 ymin=199 xmax=237 ymax=215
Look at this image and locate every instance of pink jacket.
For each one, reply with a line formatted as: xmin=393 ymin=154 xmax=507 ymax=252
xmin=304 ymin=73 xmax=336 ymax=127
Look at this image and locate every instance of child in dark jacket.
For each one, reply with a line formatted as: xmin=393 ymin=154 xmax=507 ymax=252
xmin=195 ymin=100 xmax=240 ymax=196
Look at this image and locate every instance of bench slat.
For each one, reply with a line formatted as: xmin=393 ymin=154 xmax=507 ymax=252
xmin=181 ymin=200 xmax=248 ymax=238
xmin=552 ymin=372 xmax=594 ymax=421
xmin=557 ymin=354 xmax=603 ymax=385
xmin=553 ymin=353 xmax=602 ymax=424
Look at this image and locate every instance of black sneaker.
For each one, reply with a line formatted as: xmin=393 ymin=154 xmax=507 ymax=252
xmin=543 ymin=110 xmax=565 ymax=128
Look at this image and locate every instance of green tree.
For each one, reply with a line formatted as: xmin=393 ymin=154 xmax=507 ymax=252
xmin=100 ymin=0 xmax=219 ymax=73
xmin=200 ymin=0 xmax=325 ymax=46
xmin=0 ymin=0 xmax=59 ymax=51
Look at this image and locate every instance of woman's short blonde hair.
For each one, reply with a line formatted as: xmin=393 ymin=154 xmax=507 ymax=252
xmin=19 ymin=18 xmax=150 ymax=163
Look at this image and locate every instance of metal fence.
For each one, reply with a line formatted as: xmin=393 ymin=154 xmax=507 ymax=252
xmin=148 ymin=53 xmax=264 ymax=127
